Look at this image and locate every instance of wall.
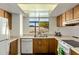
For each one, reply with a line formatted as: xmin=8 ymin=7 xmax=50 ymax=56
xmin=56 ymin=25 xmax=79 ymax=37
xmin=20 ymin=14 xmax=23 ymax=36
xmin=10 ymin=13 xmax=20 ymax=37
xmin=49 ymin=17 xmax=57 ymax=35
xmin=23 ymin=17 xmax=29 ymax=35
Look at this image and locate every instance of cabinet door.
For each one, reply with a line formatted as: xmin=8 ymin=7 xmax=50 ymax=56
xmin=62 ymin=13 xmax=66 ymax=21
xmin=21 ymin=39 xmax=32 ymax=54
xmin=74 ymin=5 xmax=79 ymax=19
xmin=0 ymin=9 xmax=4 ymax=17
xmin=33 ymin=39 xmax=48 ymax=54
xmin=48 ymin=38 xmax=58 ymax=54
xmin=33 ymin=39 xmax=40 ymax=53
xmin=38 ymin=39 xmax=48 ymax=53
xmin=65 ymin=9 xmax=74 ymax=21
xmin=57 ymin=15 xmax=63 ymax=27
xmin=4 ymin=11 xmax=12 ymax=30
xmin=9 ymin=39 xmax=18 ymax=55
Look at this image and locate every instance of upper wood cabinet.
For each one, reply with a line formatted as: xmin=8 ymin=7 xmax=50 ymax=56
xmin=56 ymin=4 xmax=79 ymax=27
xmin=0 ymin=9 xmax=5 ymax=17
xmin=74 ymin=5 xmax=79 ymax=19
xmin=56 ymin=15 xmax=63 ymax=27
xmin=4 ymin=11 xmax=12 ymax=30
xmin=0 ymin=9 xmax=12 ymax=30
xmin=65 ymin=9 xmax=74 ymax=21
xmin=62 ymin=13 xmax=66 ymax=21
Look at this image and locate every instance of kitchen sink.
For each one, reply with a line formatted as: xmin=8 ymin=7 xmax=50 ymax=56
xmin=62 ymin=40 xmax=79 ymax=47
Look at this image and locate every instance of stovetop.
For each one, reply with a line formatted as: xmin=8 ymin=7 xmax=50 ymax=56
xmin=62 ymin=40 xmax=79 ymax=47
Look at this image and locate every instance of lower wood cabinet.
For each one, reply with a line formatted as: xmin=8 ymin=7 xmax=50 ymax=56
xmin=9 ymin=39 xmax=18 ymax=55
xmin=48 ymin=39 xmax=58 ymax=54
xmin=33 ymin=39 xmax=49 ymax=54
xmin=33 ymin=38 xmax=58 ymax=54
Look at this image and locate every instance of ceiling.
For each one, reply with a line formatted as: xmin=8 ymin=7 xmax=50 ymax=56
xmin=17 ymin=3 xmax=58 ymax=12
xmin=0 ymin=3 xmax=24 ymax=14
xmin=0 ymin=3 xmax=78 ymax=17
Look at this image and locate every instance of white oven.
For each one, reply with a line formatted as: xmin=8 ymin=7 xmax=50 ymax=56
xmin=58 ymin=40 xmax=70 ymax=55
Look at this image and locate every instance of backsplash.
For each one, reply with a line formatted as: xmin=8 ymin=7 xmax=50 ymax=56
xmin=56 ymin=26 xmax=79 ymax=37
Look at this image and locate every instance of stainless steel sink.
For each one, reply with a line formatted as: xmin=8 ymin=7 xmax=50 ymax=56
xmin=62 ymin=40 xmax=79 ymax=47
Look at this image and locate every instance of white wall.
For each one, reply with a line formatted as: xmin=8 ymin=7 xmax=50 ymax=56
xmin=49 ymin=17 xmax=57 ymax=35
xmin=20 ymin=14 xmax=23 ymax=36
xmin=56 ymin=26 xmax=79 ymax=37
xmin=10 ymin=13 xmax=20 ymax=37
xmin=23 ymin=17 xmax=29 ymax=35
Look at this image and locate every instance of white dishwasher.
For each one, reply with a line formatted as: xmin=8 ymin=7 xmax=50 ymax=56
xmin=21 ymin=39 xmax=33 ymax=54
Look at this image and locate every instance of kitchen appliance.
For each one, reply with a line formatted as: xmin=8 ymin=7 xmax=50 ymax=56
xmin=58 ymin=40 xmax=70 ymax=55
xmin=62 ymin=40 xmax=79 ymax=47
xmin=0 ymin=17 xmax=10 ymax=55
xmin=55 ymin=32 xmax=62 ymax=36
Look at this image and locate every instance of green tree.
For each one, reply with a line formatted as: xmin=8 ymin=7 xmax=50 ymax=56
xmin=39 ymin=22 xmax=49 ymax=28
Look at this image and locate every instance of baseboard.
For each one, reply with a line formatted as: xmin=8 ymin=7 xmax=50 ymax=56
xmin=21 ymin=53 xmax=33 ymax=55
xmin=21 ymin=53 xmax=56 ymax=55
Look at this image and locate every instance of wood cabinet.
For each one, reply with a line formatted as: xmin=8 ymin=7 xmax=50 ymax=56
xmin=4 ymin=11 xmax=12 ymax=30
xmin=56 ymin=5 xmax=79 ymax=27
xmin=48 ymin=39 xmax=58 ymax=54
xmin=57 ymin=15 xmax=63 ymax=27
xmin=9 ymin=39 xmax=18 ymax=55
xmin=33 ymin=38 xmax=58 ymax=54
xmin=74 ymin=5 xmax=79 ymax=19
xmin=65 ymin=9 xmax=74 ymax=21
xmin=0 ymin=9 xmax=5 ymax=17
xmin=0 ymin=9 xmax=12 ymax=30
xmin=33 ymin=39 xmax=48 ymax=54
xmin=62 ymin=13 xmax=66 ymax=21
xmin=70 ymin=49 xmax=79 ymax=55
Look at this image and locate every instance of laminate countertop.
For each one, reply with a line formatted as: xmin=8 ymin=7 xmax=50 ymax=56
xmin=10 ymin=36 xmax=19 ymax=42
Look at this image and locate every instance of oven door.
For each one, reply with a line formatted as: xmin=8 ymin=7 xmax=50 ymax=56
xmin=58 ymin=41 xmax=70 ymax=55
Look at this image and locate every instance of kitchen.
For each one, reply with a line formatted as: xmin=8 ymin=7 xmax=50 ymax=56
xmin=0 ymin=3 xmax=79 ymax=55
